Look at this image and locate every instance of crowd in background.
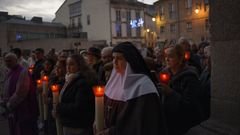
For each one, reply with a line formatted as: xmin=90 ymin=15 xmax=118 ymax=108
xmin=0 ymin=36 xmax=211 ymax=135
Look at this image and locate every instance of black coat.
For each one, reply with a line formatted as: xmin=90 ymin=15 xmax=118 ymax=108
xmin=56 ymin=75 xmax=95 ymax=128
xmin=164 ymin=67 xmax=202 ymax=135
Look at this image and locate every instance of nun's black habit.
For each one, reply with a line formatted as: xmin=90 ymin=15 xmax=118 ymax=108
xmin=100 ymin=42 xmax=165 ymax=135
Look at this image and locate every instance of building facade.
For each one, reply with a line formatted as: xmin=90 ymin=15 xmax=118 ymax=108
xmin=0 ymin=12 xmax=68 ymax=53
xmin=154 ymin=0 xmax=209 ymax=44
xmin=53 ymin=0 xmax=153 ymax=47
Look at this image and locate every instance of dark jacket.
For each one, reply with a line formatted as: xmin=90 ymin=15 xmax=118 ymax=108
xmin=164 ymin=66 xmax=202 ymax=135
xmin=56 ymin=75 xmax=95 ymax=128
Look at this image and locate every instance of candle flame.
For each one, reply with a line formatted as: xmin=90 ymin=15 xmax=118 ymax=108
xmin=42 ymin=75 xmax=49 ymax=81
xmin=159 ymin=73 xmax=170 ymax=84
xmin=93 ymin=86 xmax=105 ymax=97
xmin=37 ymin=79 xmax=42 ymax=84
xmin=185 ymin=51 xmax=191 ymax=61
xmin=51 ymin=84 xmax=59 ymax=92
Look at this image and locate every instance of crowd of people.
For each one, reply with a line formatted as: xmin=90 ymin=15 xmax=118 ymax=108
xmin=0 ymin=36 xmax=211 ymax=135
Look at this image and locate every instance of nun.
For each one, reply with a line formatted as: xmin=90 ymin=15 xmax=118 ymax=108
xmin=97 ymin=42 xmax=165 ymax=135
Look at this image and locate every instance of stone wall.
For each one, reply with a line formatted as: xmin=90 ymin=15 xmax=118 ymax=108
xmin=186 ymin=1 xmax=240 ymax=135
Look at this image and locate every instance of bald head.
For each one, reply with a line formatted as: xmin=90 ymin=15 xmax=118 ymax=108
xmin=4 ymin=53 xmax=18 ymax=69
xmin=101 ymin=47 xmax=113 ymax=64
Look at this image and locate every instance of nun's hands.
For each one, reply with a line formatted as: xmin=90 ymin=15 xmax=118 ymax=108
xmin=158 ymin=83 xmax=174 ymax=95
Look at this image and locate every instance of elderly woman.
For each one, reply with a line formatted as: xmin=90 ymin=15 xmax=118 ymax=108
xmin=160 ymin=45 xmax=202 ymax=135
xmin=56 ymin=54 xmax=96 ymax=135
xmin=97 ymin=42 xmax=165 ymax=135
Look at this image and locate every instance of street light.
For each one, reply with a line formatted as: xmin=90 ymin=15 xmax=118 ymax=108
xmin=195 ymin=8 xmax=200 ymax=14
xmin=146 ymin=29 xmax=150 ymax=32
xmin=195 ymin=4 xmax=201 ymax=14
xmin=152 ymin=17 xmax=156 ymax=22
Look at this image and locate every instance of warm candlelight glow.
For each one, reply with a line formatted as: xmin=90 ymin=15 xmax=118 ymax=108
xmin=184 ymin=51 xmax=191 ymax=61
xmin=93 ymin=86 xmax=105 ymax=97
xmin=51 ymin=84 xmax=60 ymax=92
xmin=159 ymin=73 xmax=170 ymax=84
xmin=28 ymin=68 xmax=33 ymax=74
xmin=37 ymin=79 xmax=42 ymax=84
xmin=42 ymin=75 xmax=49 ymax=81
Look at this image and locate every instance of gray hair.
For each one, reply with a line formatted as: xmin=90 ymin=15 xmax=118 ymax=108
xmin=4 ymin=52 xmax=18 ymax=60
xmin=101 ymin=46 xmax=113 ymax=56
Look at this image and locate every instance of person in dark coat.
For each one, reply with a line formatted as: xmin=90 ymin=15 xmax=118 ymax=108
xmin=56 ymin=54 xmax=96 ymax=135
xmin=160 ymin=45 xmax=202 ymax=135
xmin=97 ymin=42 xmax=166 ymax=135
xmin=178 ymin=37 xmax=202 ymax=75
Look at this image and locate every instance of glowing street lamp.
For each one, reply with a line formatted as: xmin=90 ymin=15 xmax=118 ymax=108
xmin=152 ymin=17 xmax=156 ymax=22
xmin=146 ymin=29 xmax=150 ymax=32
xmin=195 ymin=8 xmax=200 ymax=14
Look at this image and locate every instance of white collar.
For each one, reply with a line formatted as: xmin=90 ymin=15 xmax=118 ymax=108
xmin=105 ymin=63 xmax=158 ymax=101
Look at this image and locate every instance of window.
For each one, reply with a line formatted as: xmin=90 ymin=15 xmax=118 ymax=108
xmin=121 ymin=10 xmax=125 ymax=19
xmin=71 ymin=18 xmax=75 ymax=27
xmin=160 ymin=5 xmax=164 ymax=16
xmin=135 ymin=11 xmax=141 ymax=37
xmin=169 ymin=3 xmax=175 ymax=19
xmin=186 ymin=0 xmax=192 ymax=15
xmin=170 ymin=23 xmax=176 ymax=32
xmin=69 ymin=1 xmax=81 ymax=17
xmin=136 ymin=11 xmax=140 ymax=19
xmin=160 ymin=26 xmax=165 ymax=33
xmin=187 ymin=22 xmax=192 ymax=31
xmin=87 ymin=15 xmax=90 ymax=25
xmin=204 ymin=0 xmax=209 ymax=11
xmin=116 ymin=10 xmax=121 ymax=22
xmin=116 ymin=23 xmax=122 ymax=37
xmin=136 ymin=27 xmax=141 ymax=37
xmin=186 ymin=0 xmax=192 ymax=9
xmin=205 ymin=19 xmax=209 ymax=31
xmin=126 ymin=11 xmax=132 ymax=37
xmin=204 ymin=0 xmax=209 ymax=4
xmin=78 ymin=17 xmax=82 ymax=27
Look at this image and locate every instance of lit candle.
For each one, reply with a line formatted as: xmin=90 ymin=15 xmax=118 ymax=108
xmin=36 ymin=79 xmax=42 ymax=89
xmin=93 ymin=85 xmax=105 ymax=132
xmin=185 ymin=51 xmax=191 ymax=61
xmin=51 ymin=84 xmax=63 ymax=135
xmin=28 ymin=65 xmax=34 ymax=74
xmin=36 ymin=79 xmax=44 ymax=124
xmin=51 ymin=84 xmax=60 ymax=104
xmin=159 ymin=73 xmax=170 ymax=84
xmin=42 ymin=75 xmax=49 ymax=120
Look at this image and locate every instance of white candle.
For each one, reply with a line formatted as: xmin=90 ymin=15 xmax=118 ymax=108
xmin=95 ymin=96 xmax=104 ymax=132
xmin=36 ymin=80 xmax=44 ymax=123
xmin=93 ymin=86 xmax=105 ymax=132
xmin=42 ymin=76 xmax=49 ymax=121
xmin=51 ymin=84 xmax=63 ymax=135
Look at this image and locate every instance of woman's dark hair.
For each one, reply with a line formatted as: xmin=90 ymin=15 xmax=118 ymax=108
xmin=68 ymin=54 xmax=97 ymax=83
xmin=44 ymin=58 xmax=56 ymax=73
xmin=57 ymin=59 xmax=66 ymax=68
xmin=113 ymin=42 xmax=152 ymax=79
